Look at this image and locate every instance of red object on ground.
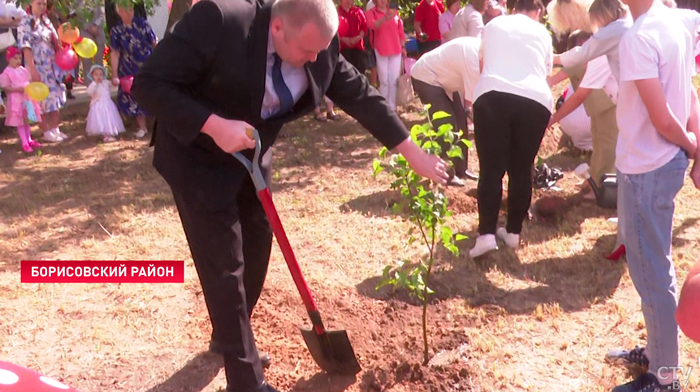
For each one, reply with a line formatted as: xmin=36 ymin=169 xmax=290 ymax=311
xmin=605 ymin=244 xmax=626 ymax=261
xmin=0 ymin=360 xmax=81 ymax=391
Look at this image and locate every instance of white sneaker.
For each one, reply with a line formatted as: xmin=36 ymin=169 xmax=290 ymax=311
xmin=135 ymin=129 xmax=147 ymax=138
xmin=496 ymin=227 xmax=520 ymax=249
xmin=43 ymin=130 xmax=62 ymax=142
xmin=469 ymin=234 xmax=498 ymax=258
xmin=54 ymin=129 xmax=69 ymax=140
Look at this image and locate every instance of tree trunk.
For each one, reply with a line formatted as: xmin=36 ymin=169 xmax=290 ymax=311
xmin=165 ymin=0 xmax=192 ymax=36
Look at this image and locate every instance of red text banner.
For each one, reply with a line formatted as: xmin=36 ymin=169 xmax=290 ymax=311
xmin=20 ymin=260 xmax=185 ymax=283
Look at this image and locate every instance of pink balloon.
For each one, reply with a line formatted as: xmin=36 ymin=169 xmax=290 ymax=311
xmin=55 ymin=47 xmax=78 ymax=71
xmin=0 ymin=360 xmax=82 ymax=391
xmin=120 ymin=76 xmax=134 ymax=94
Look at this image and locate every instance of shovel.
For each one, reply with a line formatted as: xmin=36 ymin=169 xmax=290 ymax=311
xmin=232 ymin=129 xmax=362 ymax=376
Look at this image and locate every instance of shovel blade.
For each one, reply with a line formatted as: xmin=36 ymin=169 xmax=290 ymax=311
xmin=300 ymin=327 xmax=362 ymax=376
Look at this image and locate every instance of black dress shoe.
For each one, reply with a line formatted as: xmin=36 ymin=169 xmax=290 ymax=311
xmin=209 ymin=340 xmax=271 ymax=368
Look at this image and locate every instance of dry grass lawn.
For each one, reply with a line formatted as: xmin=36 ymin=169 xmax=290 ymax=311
xmin=1 ymin=82 xmax=700 ymax=392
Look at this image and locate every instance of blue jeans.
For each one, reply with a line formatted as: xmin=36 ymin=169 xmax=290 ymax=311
xmin=617 ymin=149 xmax=688 ymax=375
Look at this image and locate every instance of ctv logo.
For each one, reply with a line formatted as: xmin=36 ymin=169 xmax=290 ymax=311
xmin=657 ymin=366 xmax=693 ymax=390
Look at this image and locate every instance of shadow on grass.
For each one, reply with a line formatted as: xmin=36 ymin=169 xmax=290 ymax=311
xmin=144 ymin=351 xmax=222 ymax=392
xmin=0 ymin=134 xmax=171 ymax=271
xmin=356 ymin=234 xmax=626 ymax=315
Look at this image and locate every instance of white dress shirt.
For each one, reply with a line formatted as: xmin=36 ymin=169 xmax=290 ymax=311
xmin=410 ymin=36 xmax=481 ymax=103
xmin=261 ymin=29 xmax=309 ymax=119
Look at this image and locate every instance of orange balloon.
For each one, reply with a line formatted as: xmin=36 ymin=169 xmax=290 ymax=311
xmin=57 ymin=22 xmax=80 ymax=45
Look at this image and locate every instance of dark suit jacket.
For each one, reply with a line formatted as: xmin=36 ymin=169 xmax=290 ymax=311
xmin=131 ymin=0 xmax=408 ymax=210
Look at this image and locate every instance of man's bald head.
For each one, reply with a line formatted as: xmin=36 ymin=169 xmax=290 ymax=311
xmin=271 ymin=0 xmax=339 ymax=39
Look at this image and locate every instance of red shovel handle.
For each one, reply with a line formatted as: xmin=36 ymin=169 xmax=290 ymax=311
xmin=232 ymin=130 xmax=321 ymax=322
xmin=256 ymin=187 xmax=320 ymax=315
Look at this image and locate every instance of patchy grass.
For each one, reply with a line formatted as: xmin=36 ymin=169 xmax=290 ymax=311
xmin=1 ymin=87 xmax=699 ymax=392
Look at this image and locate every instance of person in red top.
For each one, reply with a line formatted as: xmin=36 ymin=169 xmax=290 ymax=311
xmin=414 ymin=0 xmax=445 ymax=54
xmin=338 ymin=0 xmax=368 ymax=74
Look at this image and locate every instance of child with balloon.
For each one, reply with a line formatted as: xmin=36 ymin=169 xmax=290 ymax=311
xmin=0 ymin=46 xmax=43 ymax=153
xmin=85 ymin=64 xmax=125 ymax=142
xmin=17 ymin=0 xmax=69 ymax=143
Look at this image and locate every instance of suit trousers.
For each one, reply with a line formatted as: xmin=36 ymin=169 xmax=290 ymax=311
xmin=473 ymin=91 xmax=550 ymax=235
xmin=411 ymin=77 xmax=469 ymax=179
xmin=170 ymin=150 xmax=273 ymax=391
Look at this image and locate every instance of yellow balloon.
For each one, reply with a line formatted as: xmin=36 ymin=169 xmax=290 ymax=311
xmin=24 ymin=82 xmax=49 ymax=101
xmin=73 ymin=38 xmax=98 ymax=59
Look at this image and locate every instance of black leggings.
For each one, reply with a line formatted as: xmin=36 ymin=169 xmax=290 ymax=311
xmin=473 ymin=91 xmax=550 ymax=235
xmin=411 ymin=77 xmax=469 ymax=178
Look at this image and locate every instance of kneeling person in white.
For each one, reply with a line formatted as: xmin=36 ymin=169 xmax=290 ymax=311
xmin=410 ymin=36 xmax=482 ymax=186
xmin=612 ymin=3 xmax=700 ymax=392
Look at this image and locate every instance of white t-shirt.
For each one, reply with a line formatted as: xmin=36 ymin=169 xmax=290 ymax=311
xmin=410 ymin=36 xmax=481 ymax=103
xmin=615 ymin=6 xmax=695 ymax=174
xmin=667 ymin=6 xmax=700 ymax=38
xmin=580 ymin=55 xmax=619 ymax=105
xmin=473 ymin=14 xmax=553 ymax=112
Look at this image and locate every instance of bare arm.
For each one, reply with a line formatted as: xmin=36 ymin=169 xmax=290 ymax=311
xmin=0 ymin=16 xmax=20 ymax=26
xmin=110 ymin=49 xmax=120 ymax=82
xmin=676 ymin=258 xmax=700 ymax=343
xmin=549 ymin=87 xmax=591 ymax=127
xmin=3 ymin=86 xmax=24 ymax=93
xmin=22 ymin=48 xmax=40 ymax=82
xmin=547 ymin=69 xmax=570 ymax=88
xmin=374 ymin=12 xmax=392 ymax=29
xmin=687 ymin=87 xmax=700 ymax=188
xmin=414 ymin=20 xmax=422 ymax=35
xmin=687 ymin=86 xmax=700 ymax=144
xmin=635 ymin=78 xmax=697 ymax=156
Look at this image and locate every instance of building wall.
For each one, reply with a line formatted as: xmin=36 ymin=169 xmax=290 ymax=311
xmin=147 ymin=0 xmax=170 ymax=40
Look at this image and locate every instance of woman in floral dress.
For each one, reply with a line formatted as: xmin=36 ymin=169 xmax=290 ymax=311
xmin=109 ymin=3 xmax=156 ymax=139
xmin=18 ymin=0 xmax=68 ymax=143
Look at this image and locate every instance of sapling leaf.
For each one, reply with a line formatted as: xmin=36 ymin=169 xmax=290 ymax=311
xmin=432 ymin=111 xmax=451 ymax=121
xmin=447 ymin=145 xmax=463 ymax=159
xmin=372 ymin=159 xmax=384 ymax=177
xmin=441 ymin=226 xmax=453 ymax=246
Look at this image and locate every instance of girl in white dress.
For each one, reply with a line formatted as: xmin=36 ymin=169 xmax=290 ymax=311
xmin=85 ymin=65 xmax=125 ymax=142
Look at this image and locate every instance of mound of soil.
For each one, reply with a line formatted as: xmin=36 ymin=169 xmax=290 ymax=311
xmin=252 ymin=287 xmax=478 ymax=392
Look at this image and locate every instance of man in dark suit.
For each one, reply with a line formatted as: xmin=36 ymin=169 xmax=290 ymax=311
xmin=131 ymin=0 xmax=447 ymax=390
